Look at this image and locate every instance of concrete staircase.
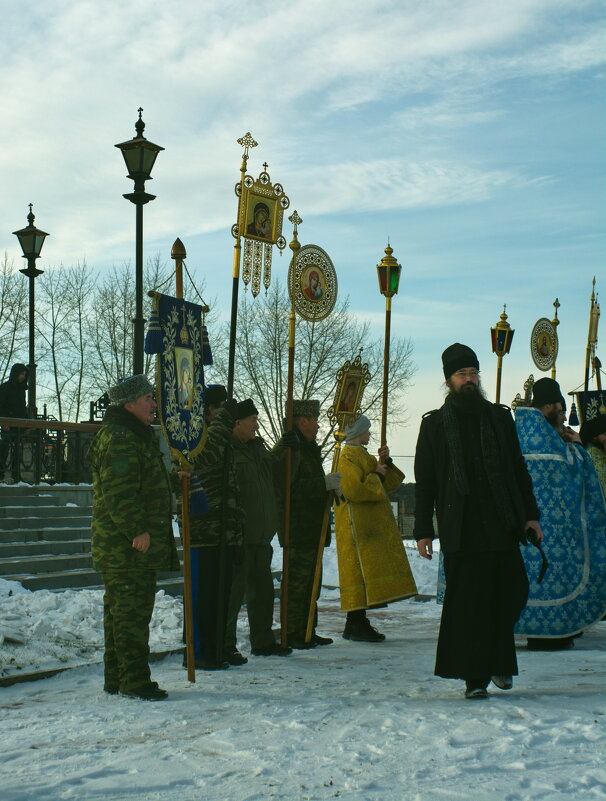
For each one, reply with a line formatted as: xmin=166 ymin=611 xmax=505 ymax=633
xmin=0 ymin=485 xmax=184 ymax=596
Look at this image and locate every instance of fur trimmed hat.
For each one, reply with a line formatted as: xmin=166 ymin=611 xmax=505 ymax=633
xmin=292 ymin=399 xmax=320 ymax=418
xmin=235 ymin=398 xmax=258 ymax=419
xmin=580 ymin=414 xmax=606 ymax=447
xmin=108 ymin=375 xmax=155 ymax=406
xmin=204 ymin=384 xmax=228 ymax=407
xmin=442 ymin=343 xmax=479 ymax=379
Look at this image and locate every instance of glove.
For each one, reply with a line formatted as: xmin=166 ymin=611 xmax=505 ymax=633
xmin=279 ymin=430 xmax=299 ymax=449
xmin=324 ymin=472 xmax=342 ymax=491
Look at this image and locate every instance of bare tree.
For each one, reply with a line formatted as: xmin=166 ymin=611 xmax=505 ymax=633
xmin=0 ymin=253 xmax=28 ymax=380
xmin=211 ymin=281 xmax=415 ymax=459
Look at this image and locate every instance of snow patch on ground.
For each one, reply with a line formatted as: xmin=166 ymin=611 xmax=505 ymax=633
xmin=1 ymin=542 xmax=604 ymax=801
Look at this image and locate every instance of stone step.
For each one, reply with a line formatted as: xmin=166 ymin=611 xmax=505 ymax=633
xmin=0 ymin=527 xmax=91 ymax=544
xmin=0 ymin=505 xmax=91 ymax=520
xmin=6 ymin=567 xmax=184 ymax=594
xmin=0 ymin=514 xmax=92 ymax=531
xmin=0 ymin=495 xmax=64 ymax=507
xmin=0 ymin=539 xmax=91 ymax=558
xmin=0 ymin=552 xmax=94 ymax=575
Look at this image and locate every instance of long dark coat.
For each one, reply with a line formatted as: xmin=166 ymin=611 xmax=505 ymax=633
xmin=413 ymin=402 xmax=539 ymax=552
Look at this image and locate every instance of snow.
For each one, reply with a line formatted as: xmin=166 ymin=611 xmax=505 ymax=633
xmin=1 ymin=543 xmax=605 ymax=801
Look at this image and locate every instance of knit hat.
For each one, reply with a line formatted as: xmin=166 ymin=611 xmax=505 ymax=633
xmin=292 ymin=399 xmax=320 ymax=418
xmin=532 ymin=377 xmax=565 ymax=408
xmin=204 ymin=384 xmax=227 ymax=407
xmin=108 ymin=375 xmax=154 ymax=406
xmin=442 ymin=343 xmax=479 ymax=379
xmin=580 ymin=414 xmax=606 ymax=447
xmin=235 ymin=398 xmax=258 ymax=419
xmin=345 ymin=414 xmax=371 ymax=442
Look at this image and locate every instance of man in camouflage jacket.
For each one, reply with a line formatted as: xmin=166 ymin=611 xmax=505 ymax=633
xmin=88 ymin=375 xmax=179 ymax=701
xmin=188 ymin=398 xmax=244 ymax=669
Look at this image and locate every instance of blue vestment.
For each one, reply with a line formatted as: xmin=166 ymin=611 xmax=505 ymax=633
xmin=514 ymin=406 xmax=606 ymax=637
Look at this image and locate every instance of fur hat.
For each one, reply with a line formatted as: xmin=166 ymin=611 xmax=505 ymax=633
xmin=292 ymin=399 xmax=320 ymax=418
xmin=204 ymin=384 xmax=227 ymax=407
xmin=108 ymin=375 xmax=154 ymax=406
xmin=532 ymin=377 xmax=565 ymax=408
xmin=442 ymin=343 xmax=479 ymax=379
xmin=580 ymin=414 xmax=606 ymax=447
xmin=235 ymin=398 xmax=258 ymax=419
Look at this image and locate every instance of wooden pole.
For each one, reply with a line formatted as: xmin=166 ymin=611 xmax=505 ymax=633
xmin=280 ymin=213 xmax=301 ymax=648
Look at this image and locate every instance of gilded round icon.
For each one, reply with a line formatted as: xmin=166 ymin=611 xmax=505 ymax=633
xmin=288 ymin=245 xmax=337 ymax=322
xmin=530 ymin=318 xmax=558 ymax=372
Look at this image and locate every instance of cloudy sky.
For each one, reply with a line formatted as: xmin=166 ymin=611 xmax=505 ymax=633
xmin=1 ymin=0 xmax=604 ymax=464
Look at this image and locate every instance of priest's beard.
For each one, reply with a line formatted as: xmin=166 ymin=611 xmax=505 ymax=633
xmin=445 ymin=379 xmax=487 ymax=413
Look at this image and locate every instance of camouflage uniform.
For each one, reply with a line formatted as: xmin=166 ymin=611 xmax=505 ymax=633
xmin=188 ymin=405 xmax=244 ymax=663
xmin=88 ymin=405 xmax=179 ymax=692
xmin=274 ymin=428 xmax=327 ymax=642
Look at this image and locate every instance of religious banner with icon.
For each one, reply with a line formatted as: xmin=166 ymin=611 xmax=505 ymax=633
xmin=232 ymin=137 xmax=290 ymax=297
xmin=530 ymin=317 xmax=558 ymax=372
xmin=145 ymin=291 xmax=212 ymax=462
xmin=287 ymin=244 xmax=338 ymax=322
xmin=327 ymin=353 xmax=371 ymax=433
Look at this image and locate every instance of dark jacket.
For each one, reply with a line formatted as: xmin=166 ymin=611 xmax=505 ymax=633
xmin=0 ymin=364 xmax=28 ymax=419
xmin=233 ymin=435 xmax=279 ymax=546
xmin=274 ymin=428 xmax=327 ymax=549
xmin=88 ymin=405 xmax=180 ymax=573
xmin=413 ymin=402 xmax=539 ymax=552
xmin=190 ymin=406 xmax=244 ymax=547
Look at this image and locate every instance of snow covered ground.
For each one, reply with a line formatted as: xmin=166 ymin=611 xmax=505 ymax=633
xmin=1 ymin=543 xmax=605 ymax=801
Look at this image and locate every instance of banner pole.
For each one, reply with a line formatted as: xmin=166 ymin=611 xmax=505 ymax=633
xmin=172 ymin=239 xmax=195 ymax=683
xmin=280 ymin=211 xmax=302 ymax=648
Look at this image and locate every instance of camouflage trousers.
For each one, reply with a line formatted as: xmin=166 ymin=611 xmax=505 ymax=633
xmin=101 ymin=570 xmax=157 ymax=692
xmin=286 ymin=545 xmax=322 ymax=642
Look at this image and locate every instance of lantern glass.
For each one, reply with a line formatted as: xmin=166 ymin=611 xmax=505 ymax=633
xmin=14 ymin=226 xmax=48 ymax=258
xmin=389 ymin=264 xmax=401 ymax=294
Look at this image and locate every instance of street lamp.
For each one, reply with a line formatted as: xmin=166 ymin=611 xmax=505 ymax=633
xmin=13 ymin=204 xmax=49 ymax=417
xmin=376 ymin=243 xmax=402 ymax=461
xmin=115 ymin=108 xmax=164 ymax=375
xmin=490 ymin=305 xmax=514 ymax=403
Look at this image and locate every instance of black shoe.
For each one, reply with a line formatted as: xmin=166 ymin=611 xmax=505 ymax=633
xmin=527 ymin=637 xmax=574 ymax=651
xmin=224 ymin=649 xmax=248 ymax=666
xmin=252 ymin=643 xmax=292 ymax=656
xmin=194 ymin=658 xmax=230 ymax=670
xmin=289 ymin=638 xmax=317 ymax=650
xmin=120 ymin=682 xmax=168 ymax=701
xmin=491 ymin=675 xmax=513 ymax=690
xmin=465 ymin=678 xmax=490 ymax=699
xmin=343 ymin=620 xmax=385 ymax=643
xmin=312 ymin=633 xmax=333 ymax=646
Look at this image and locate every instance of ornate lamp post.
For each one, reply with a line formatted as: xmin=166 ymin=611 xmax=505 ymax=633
xmin=115 ymin=108 xmax=164 ymax=375
xmin=490 ymin=305 xmax=514 ymax=403
xmin=376 ymin=244 xmax=402 ymax=461
xmin=13 ymin=204 xmax=49 ymax=417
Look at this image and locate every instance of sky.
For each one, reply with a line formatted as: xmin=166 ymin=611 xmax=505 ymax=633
xmin=0 ymin=0 xmax=604 ymax=467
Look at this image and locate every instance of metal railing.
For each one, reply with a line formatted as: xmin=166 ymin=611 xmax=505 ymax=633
xmin=0 ymin=418 xmax=101 ymax=485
